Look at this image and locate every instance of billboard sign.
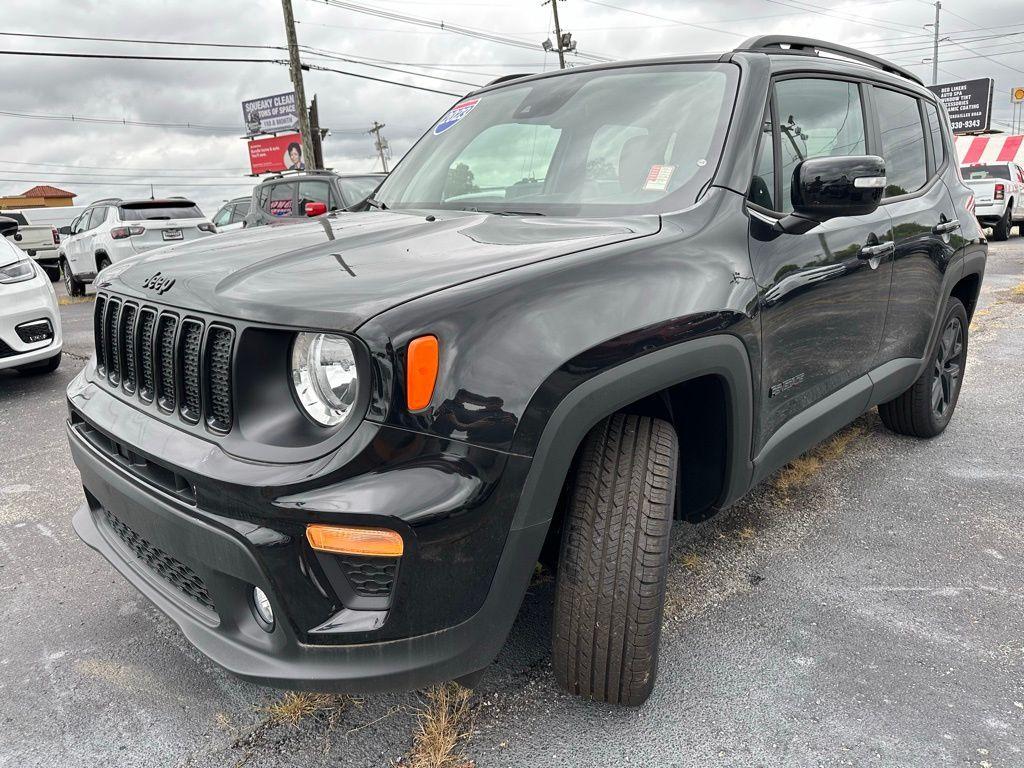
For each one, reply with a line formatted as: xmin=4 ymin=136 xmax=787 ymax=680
xmin=242 ymin=92 xmax=298 ymax=136
xmin=247 ymin=133 xmax=304 ymax=175
xmin=927 ymin=78 xmax=994 ymax=134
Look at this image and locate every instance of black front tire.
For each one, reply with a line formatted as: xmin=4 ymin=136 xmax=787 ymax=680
xmin=878 ymin=297 xmax=968 ymax=438
xmin=552 ymin=413 xmax=678 ymax=707
xmin=18 ymin=351 xmax=62 ymax=375
xmin=61 ymin=258 xmax=85 ymax=297
xmin=992 ymin=208 xmax=1011 ymax=241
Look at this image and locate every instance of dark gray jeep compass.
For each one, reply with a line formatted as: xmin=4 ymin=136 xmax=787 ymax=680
xmin=67 ymin=36 xmax=986 ymax=706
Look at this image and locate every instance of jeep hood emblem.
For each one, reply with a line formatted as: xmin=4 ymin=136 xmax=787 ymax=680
xmin=142 ymin=272 xmax=175 ymax=295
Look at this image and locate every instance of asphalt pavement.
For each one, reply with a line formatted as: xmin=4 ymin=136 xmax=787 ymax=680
xmin=1 ymin=243 xmax=1022 ymax=768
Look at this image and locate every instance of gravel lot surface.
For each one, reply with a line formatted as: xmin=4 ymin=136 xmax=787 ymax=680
xmin=1 ymin=242 xmax=1022 ymax=767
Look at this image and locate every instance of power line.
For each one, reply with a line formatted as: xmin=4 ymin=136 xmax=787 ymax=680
xmin=0 ymin=108 xmax=241 ymax=132
xmin=0 ymin=31 xmax=285 ymax=50
xmin=0 ymin=178 xmax=254 ymax=188
xmin=0 ymin=159 xmax=250 ymax=172
xmin=308 ymin=0 xmax=614 ymax=62
xmin=304 ymin=61 xmax=464 ymax=96
xmin=302 ymin=46 xmax=485 ymax=86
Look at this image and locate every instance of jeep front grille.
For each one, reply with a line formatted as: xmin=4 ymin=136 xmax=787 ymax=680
xmin=93 ymin=294 xmax=235 ymax=433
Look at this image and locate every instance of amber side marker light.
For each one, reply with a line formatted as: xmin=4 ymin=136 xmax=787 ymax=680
xmin=306 ymin=524 xmax=404 ymax=557
xmin=406 ymin=334 xmax=439 ymax=411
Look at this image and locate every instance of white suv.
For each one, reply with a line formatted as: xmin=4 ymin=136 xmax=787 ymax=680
xmin=0 ymin=234 xmax=62 ymax=374
xmin=60 ymin=198 xmax=215 ymax=296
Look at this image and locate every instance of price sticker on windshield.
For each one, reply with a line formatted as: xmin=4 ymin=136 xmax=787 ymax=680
xmin=643 ymin=164 xmax=676 ymax=192
xmin=434 ymin=98 xmax=481 ymax=135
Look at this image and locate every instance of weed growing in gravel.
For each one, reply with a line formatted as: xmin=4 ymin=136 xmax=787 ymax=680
xmin=404 ymin=683 xmax=475 ymax=768
xmin=260 ymin=691 xmax=353 ymax=728
xmin=774 ymin=421 xmax=866 ymax=495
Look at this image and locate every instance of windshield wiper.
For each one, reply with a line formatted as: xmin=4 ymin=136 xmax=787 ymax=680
xmin=486 ymin=210 xmax=545 ymax=217
xmin=364 ymin=197 xmax=388 ymax=210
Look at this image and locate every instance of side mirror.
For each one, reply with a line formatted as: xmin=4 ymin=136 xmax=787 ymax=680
xmin=58 ymin=225 xmax=72 ymax=236
xmin=0 ymin=216 xmax=19 ymax=238
xmin=777 ymin=155 xmax=886 ymax=235
xmin=305 ymin=201 xmax=327 ymax=217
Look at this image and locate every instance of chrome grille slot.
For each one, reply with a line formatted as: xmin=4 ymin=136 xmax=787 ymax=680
xmin=155 ymin=314 xmax=178 ymax=413
xmin=178 ymin=319 xmax=203 ymax=424
xmin=205 ymin=326 xmax=234 ymax=433
xmin=105 ymin=298 xmax=121 ymax=386
xmin=119 ymin=304 xmax=138 ymax=394
xmin=137 ymin=308 xmax=157 ymax=403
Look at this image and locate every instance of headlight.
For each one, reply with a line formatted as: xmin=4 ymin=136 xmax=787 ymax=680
xmin=291 ymin=333 xmax=360 ymax=426
xmin=0 ymin=258 xmax=35 ymax=284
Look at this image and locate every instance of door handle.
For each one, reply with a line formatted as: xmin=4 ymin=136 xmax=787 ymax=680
xmin=859 ymin=241 xmax=895 ymax=259
xmin=933 ymin=219 xmax=960 ymax=235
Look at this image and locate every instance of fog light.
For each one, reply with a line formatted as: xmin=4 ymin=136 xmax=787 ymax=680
xmin=251 ymin=586 xmax=274 ymax=630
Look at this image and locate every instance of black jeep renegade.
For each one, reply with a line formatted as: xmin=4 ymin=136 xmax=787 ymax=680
xmin=68 ymin=36 xmax=986 ymax=706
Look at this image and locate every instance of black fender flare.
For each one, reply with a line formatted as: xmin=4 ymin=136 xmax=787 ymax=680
xmin=509 ymin=333 xmax=755 ymax=532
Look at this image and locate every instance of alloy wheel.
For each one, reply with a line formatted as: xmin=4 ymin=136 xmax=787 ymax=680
xmin=931 ymin=316 xmax=964 ymax=418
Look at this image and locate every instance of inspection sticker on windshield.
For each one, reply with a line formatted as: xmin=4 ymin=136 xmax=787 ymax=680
xmin=434 ymin=98 xmax=480 ymax=135
xmin=643 ymin=164 xmax=676 ymax=191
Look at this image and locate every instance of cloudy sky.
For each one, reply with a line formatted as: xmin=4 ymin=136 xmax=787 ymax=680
xmin=1 ymin=0 xmax=1020 ymax=215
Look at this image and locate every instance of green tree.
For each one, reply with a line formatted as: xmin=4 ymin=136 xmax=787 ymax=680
xmin=446 ymin=162 xmax=480 ymax=198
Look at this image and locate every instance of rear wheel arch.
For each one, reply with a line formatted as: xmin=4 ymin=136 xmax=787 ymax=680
xmin=949 ymin=270 xmax=982 ymax=320
xmin=95 ymin=250 xmax=111 ymax=272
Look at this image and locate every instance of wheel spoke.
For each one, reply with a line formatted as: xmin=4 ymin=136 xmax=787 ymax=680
xmin=931 ymin=377 xmax=944 ymax=412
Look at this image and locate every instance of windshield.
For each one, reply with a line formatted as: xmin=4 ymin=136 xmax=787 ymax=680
xmin=375 ymin=63 xmax=737 ymax=217
xmin=961 ymin=164 xmax=1012 ymax=181
xmin=338 ymin=176 xmax=382 ymax=206
xmin=120 ymin=202 xmax=204 ymax=221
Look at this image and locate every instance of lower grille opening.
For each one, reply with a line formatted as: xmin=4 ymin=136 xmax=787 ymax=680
xmin=337 ymin=556 xmax=397 ymax=597
xmin=103 ymin=509 xmax=216 ymax=613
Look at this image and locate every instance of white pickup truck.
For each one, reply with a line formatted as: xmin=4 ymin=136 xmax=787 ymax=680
xmin=0 ymin=210 xmax=61 ymax=280
xmin=960 ymin=161 xmax=1024 ymax=240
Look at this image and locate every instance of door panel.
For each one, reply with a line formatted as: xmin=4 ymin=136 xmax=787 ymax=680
xmin=750 ymin=211 xmax=894 ymax=449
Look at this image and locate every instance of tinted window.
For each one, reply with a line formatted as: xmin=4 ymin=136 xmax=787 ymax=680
xmin=1 ymin=212 xmax=28 ymax=225
xmin=960 ymin=164 xmax=1011 ymax=181
xmin=874 ymin=88 xmax=927 ymax=198
xmin=87 ymin=207 xmax=107 ymax=230
xmin=268 ymin=183 xmax=295 ymax=216
xmin=775 ymin=79 xmax=867 ymax=213
xmin=924 ymin=101 xmax=945 ymax=171
xmin=747 ymin=104 xmax=776 ymax=210
xmin=120 ymin=202 xmax=203 ymax=221
xmin=230 ymin=201 xmax=249 ymax=223
xmin=297 ymin=180 xmax=332 ymax=211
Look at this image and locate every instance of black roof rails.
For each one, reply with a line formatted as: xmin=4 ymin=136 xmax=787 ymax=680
xmin=735 ymin=35 xmax=923 ymax=86
xmin=485 ymin=73 xmax=534 ymax=87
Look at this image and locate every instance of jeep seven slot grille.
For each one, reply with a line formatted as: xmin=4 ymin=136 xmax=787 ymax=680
xmin=93 ymin=294 xmax=235 ymax=433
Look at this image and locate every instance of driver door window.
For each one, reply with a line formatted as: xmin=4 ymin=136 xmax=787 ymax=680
xmin=775 ymin=78 xmax=867 ymax=213
xmin=267 ymin=183 xmax=296 ymax=217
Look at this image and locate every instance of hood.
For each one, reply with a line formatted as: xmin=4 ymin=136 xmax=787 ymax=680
xmin=0 ymin=235 xmax=24 ymax=268
xmin=96 ymin=209 xmax=660 ymax=330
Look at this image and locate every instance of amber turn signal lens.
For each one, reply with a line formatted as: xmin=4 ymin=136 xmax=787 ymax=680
xmin=406 ymin=335 xmax=439 ymax=411
xmin=306 ymin=525 xmax=404 ymax=557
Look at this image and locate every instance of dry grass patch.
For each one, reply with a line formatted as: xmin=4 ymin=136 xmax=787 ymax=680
xmin=58 ymin=295 xmax=93 ymax=306
xmin=773 ymin=421 xmax=866 ymax=495
xmin=405 ymin=683 xmax=475 ymax=768
xmin=1012 ymin=282 xmax=1024 ymax=297
xmin=260 ymin=691 xmax=353 ymax=728
xmin=680 ymin=551 xmax=702 ymax=570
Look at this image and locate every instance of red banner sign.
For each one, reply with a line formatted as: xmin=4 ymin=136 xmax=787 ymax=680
xmin=247 ymin=133 xmax=304 ymax=175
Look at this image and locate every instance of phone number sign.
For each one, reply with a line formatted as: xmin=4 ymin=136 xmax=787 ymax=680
xmin=927 ymin=78 xmax=994 ymax=134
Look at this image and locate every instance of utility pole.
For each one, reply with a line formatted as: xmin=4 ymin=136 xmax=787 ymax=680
xmin=309 ymin=94 xmax=325 ymax=170
xmin=545 ymin=0 xmax=566 ymax=69
xmin=931 ymin=0 xmax=941 ymax=86
xmin=281 ymin=0 xmax=316 ymax=170
xmin=369 ymin=122 xmax=389 ymax=173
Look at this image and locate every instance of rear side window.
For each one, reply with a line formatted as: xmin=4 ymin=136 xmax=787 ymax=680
xmin=2 ymin=212 xmax=28 ymax=225
xmin=230 ymin=201 xmax=249 ymax=223
xmin=120 ymin=202 xmax=203 ymax=221
xmin=268 ymin=183 xmax=295 ymax=216
xmin=924 ymin=101 xmax=946 ymax=171
xmin=874 ymin=88 xmax=928 ymax=198
xmin=775 ymin=78 xmax=867 ymax=213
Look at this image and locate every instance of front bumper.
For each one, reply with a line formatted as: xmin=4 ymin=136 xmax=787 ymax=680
xmin=0 ymin=265 xmax=62 ymax=371
xmin=67 ymin=373 xmax=544 ymax=692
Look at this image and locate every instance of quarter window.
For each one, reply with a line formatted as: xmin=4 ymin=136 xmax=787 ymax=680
xmin=875 ymin=88 xmax=928 ymax=198
xmin=924 ymin=101 xmax=945 ymax=172
xmin=747 ymin=104 xmax=776 ymax=210
xmin=774 ymin=79 xmax=867 ymax=213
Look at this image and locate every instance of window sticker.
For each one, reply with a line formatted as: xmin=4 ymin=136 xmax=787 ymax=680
xmin=434 ymin=98 xmax=481 ymax=135
xmin=643 ymin=164 xmax=676 ymax=191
